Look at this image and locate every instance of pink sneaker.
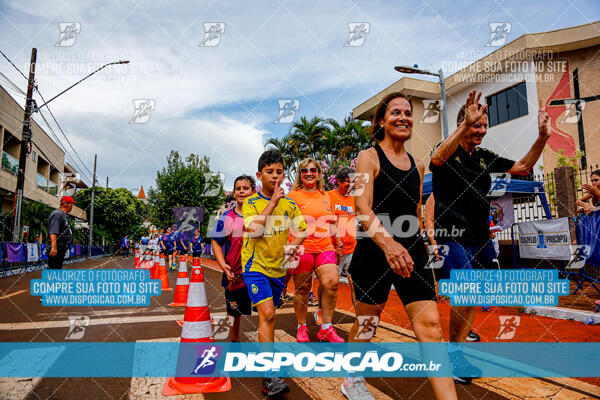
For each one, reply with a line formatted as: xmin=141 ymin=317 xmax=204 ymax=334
xmin=297 ymin=324 xmax=310 ymax=343
xmin=317 ymin=326 xmax=345 ymax=343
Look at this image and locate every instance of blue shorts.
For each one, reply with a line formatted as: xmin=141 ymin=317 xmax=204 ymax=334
xmin=243 ymin=271 xmax=285 ymax=307
xmin=437 ymin=240 xmax=496 ymax=280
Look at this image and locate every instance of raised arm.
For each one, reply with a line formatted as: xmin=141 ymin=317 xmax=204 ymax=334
xmin=507 ymin=101 xmax=551 ymax=176
xmin=430 ymin=91 xmax=487 ymax=167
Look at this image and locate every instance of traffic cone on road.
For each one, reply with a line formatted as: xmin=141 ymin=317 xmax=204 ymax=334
xmin=134 ymin=249 xmax=140 ymax=268
xmin=169 ymin=256 xmax=190 ymax=307
xmin=157 ymin=256 xmax=173 ymax=291
xmin=163 ymin=265 xmax=231 ymax=395
xmin=152 ymin=254 xmax=163 ymax=280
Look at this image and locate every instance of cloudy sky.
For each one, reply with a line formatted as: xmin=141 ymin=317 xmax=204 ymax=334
xmin=0 ymin=0 xmax=598 ymax=192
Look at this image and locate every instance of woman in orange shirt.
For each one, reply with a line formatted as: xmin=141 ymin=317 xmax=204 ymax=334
xmin=287 ymin=158 xmax=344 ymax=343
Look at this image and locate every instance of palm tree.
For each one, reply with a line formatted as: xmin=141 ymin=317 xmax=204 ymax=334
xmin=288 ymin=116 xmax=330 ymax=161
xmin=327 ymin=114 xmax=372 ymax=161
xmin=264 ymin=136 xmax=295 ymax=176
xmin=21 ymin=200 xmax=53 ymax=242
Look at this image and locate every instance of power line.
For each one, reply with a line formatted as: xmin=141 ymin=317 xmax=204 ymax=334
xmin=0 ymin=50 xmax=27 ymax=81
xmin=33 ymin=89 xmax=95 ymax=179
xmin=1 ymin=49 xmax=95 ymax=181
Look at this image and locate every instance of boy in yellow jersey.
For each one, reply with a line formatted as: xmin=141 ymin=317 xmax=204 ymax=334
xmin=241 ymin=150 xmax=306 ymax=398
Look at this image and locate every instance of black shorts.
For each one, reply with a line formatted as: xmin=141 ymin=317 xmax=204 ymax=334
xmin=225 ymin=286 xmax=252 ymax=317
xmin=162 ymin=250 xmax=174 ymax=255
xmin=349 ymin=237 xmax=436 ymax=305
xmin=192 ymin=252 xmax=203 ymax=258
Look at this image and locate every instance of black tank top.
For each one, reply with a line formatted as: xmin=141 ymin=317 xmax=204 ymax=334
xmin=370 ymin=144 xmax=422 ymax=242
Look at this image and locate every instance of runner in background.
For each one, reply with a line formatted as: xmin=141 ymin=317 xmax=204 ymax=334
xmin=172 ymin=226 xmax=182 ymax=271
xmin=287 ymin=158 xmax=345 ymax=343
xmin=189 ymin=228 xmax=205 ymax=259
xmin=139 ymin=233 xmax=150 ymax=257
xmin=210 ymin=174 xmax=256 ymax=342
xmin=121 ymin=235 xmax=130 ymax=258
xmin=159 ymin=227 xmax=175 ymax=268
xmin=345 ymin=92 xmax=456 ymax=400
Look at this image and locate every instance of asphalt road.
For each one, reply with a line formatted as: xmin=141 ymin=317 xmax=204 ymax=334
xmin=0 ymin=256 xmax=593 ymax=400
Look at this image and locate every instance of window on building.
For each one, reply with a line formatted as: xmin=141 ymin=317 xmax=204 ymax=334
xmin=486 ymin=82 xmax=529 ymax=127
xmin=32 ymin=151 xmax=36 ymax=161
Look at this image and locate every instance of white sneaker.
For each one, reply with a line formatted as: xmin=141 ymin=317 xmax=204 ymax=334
xmin=341 ymin=377 xmax=374 ymax=400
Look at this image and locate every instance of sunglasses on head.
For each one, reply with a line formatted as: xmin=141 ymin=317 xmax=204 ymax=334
xmin=300 ymin=167 xmax=318 ymax=174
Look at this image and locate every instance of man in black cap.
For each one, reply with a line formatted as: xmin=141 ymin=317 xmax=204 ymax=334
xmin=47 ymin=196 xmax=75 ymax=269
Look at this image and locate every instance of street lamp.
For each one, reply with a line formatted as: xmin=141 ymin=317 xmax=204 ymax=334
xmin=33 ymin=60 xmax=129 ymax=112
xmin=11 ymin=53 xmax=129 ymax=242
xmin=394 ymin=64 xmax=449 ymax=139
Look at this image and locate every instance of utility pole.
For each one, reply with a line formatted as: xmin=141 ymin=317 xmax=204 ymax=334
xmin=87 ymin=154 xmax=97 ymax=258
xmin=106 ymin=176 xmax=108 ymax=189
xmin=12 ymin=48 xmax=37 ymax=242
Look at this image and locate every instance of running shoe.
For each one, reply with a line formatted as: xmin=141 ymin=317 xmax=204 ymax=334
xmin=281 ymin=294 xmax=293 ymax=302
xmin=465 ymin=331 xmax=481 ymax=342
xmin=481 ymin=306 xmax=491 ymax=312
xmin=275 ymin=296 xmax=284 ymax=309
xmin=317 ymin=326 xmax=345 ymax=343
xmin=449 ymin=348 xmax=482 ymax=385
xmin=341 ymin=377 xmax=374 ymax=400
xmin=314 ymin=309 xmax=323 ymax=325
xmin=297 ymin=324 xmax=310 ymax=343
xmin=308 ymin=293 xmax=318 ymax=307
xmin=261 ymin=377 xmax=290 ymax=397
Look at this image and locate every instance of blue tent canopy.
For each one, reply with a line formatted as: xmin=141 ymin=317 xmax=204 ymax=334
xmin=422 ymin=173 xmax=552 ymax=219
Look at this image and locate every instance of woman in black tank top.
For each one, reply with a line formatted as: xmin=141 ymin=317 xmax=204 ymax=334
xmin=344 ymin=93 xmax=457 ymax=399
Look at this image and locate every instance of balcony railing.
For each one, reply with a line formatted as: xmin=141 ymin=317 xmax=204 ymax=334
xmin=36 ymin=173 xmax=48 ymax=191
xmin=2 ymin=152 xmax=18 ymax=176
xmin=48 ymin=180 xmax=58 ymax=195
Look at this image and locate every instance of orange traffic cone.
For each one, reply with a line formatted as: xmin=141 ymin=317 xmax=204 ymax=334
xmin=152 ymin=254 xmax=163 ymax=280
xmin=163 ymin=266 xmax=231 ymax=395
xmin=134 ymin=248 xmax=140 ymax=268
xmin=157 ymin=256 xmax=173 ymax=291
xmin=144 ymin=252 xmax=153 ymax=269
xmin=176 ymin=257 xmax=201 ymax=324
xmin=169 ymin=256 xmax=190 ymax=307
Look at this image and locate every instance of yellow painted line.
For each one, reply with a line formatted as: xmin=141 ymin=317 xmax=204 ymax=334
xmin=0 ymin=289 xmax=27 ymax=300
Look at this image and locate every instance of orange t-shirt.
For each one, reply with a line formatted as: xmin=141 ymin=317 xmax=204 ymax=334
xmin=287 ymin=189 xmax=335 ymax=253
xmin=327 ymin=190 xmax=357 ymax=254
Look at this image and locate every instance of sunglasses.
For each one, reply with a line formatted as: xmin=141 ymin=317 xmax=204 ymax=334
xmin=300 ymin=167 xmax=318 ymax=174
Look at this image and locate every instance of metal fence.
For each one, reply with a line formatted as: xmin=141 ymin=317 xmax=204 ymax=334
xmin=0 ymin=243 xmax=115 ymax=278
xmin=496 ymin=164 xmax=599 ymax=241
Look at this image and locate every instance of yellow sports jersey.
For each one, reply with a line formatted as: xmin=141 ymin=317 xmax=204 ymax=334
xmin=242 ymin=191 xmax=307 ymax=278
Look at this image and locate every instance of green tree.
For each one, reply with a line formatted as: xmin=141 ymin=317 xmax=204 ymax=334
xmin=146 ymin=151 xmax=225 ymax=236
xmin=21 ymin=199 xmax=53 ymax=242
xmin=76 ymin=186 xmax=148 ymax=244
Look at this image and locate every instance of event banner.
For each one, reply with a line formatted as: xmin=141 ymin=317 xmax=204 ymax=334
xmin=518 ymin=218 xmax=571 ymax=260
xmin=490 ymin=193 xmax=514 ymax=231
